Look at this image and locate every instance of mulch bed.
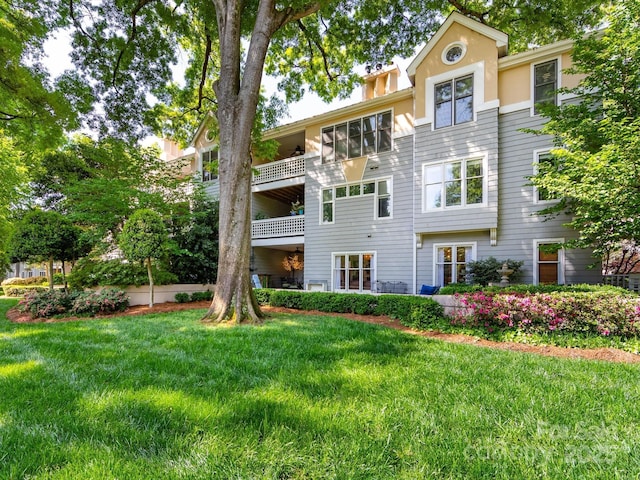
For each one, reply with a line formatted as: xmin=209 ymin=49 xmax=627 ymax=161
xmin=6 ymin=301 xmax=639 ymax=364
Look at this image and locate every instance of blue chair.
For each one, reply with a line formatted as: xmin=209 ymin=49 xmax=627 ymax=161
xmin=419 ymin=285 xmax=440 ymax=295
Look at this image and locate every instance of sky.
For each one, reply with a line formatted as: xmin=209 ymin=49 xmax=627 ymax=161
xmin=43 ymin=31 xmax=414 ymax=129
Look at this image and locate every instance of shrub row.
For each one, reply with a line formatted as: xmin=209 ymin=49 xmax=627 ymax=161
xmin=4 ymin=286 xmax=48 ymax=297
xmin=18 ymin=288 xmax=129 ymax=319
xmin=175 ymin=290 xmax=213 ymax=303
xmin=1 ymin=276 xmax=49 ymax=286
xmin=453 ymin=291 xmax=640 ymax=338
xmin=438 ymin=283 xmax=633 ymax=296
xmin=264 ymin=290 xmax=444 ymax=330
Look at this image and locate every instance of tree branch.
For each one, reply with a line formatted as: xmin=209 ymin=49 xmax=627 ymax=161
xmin=447 ymin=0 xmax=489 ymax=23
xmin=296 ymin=18 xmax=334 ymax=81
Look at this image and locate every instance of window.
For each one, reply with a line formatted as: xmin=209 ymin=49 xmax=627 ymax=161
xmin=322 ymin=188 xmax=334 ymax=224
xmin=535 ymin=240 xmax=564 ymax=285
xmin=434 ymin=244 xmax=474 ymax=286
xmin=534 ymin=151 xmax=558 ymax=202
xmin=534 ymin=60 xmax=557 ymax=114
xmin=322 ymin=111 xmax=392 ymax=163
xmin=435 ymin=75 xmax=473 ymax=129
xmin=333 ymin=253 xmax=374 ymax=292
xmin=376 ymin=179 xmax=391 ymax=218
xmin=442 ymin=43 xmax=466 ymax=65
xmin=424 ymin=158 xmax=485 ymax=210
xmin=201 ymin=149 xmax=218 ymax=182
xmin=323 ymin=177 xmax=391 ymax=220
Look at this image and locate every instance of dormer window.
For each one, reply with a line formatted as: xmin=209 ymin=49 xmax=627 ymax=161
xmin=434 ymin=75 xmax=473 ymax=129
xmin=442 ymin=42 xmax=466 ymax=65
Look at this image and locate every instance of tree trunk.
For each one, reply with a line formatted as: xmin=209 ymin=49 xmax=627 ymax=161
xmin=146 ymin=257 xmax=154 ymax=308
xmin=201 ymin=0 xmax=285 ymax=323
xmin=48 ymin=256 xmax=54 ymax=291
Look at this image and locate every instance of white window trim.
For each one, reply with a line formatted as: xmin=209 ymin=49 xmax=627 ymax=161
xmin=533 ymin=238 xmax=565 ymax=285
xmin=200 ymin=146 xmax=219 ymax=182
xmin=375 ymin=177 xmax=393 ymax=220
xmin=320 ymin=188 xmax=335 ymax=225
xmin=425 ymin=61 xmax=485 ymax=130
xmin=530 ymin=56 xmax=562 ymax=117
xmin=441 ymin=41 xmax=467 ymax=65
xmin=532 ymin=148 xmax=559 ymax=204
xmin=331 ymin=251 xmax=377 ymax=293
xmin=422 ymin=155 xmax=488 ymax=212
xmin=320 ymin=108 xmax=395 ymax=163
xmin=432 ymin=242 xmax=477 ymax=286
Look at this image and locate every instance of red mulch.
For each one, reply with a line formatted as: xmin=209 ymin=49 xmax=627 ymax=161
xmin=6 ymin=302 xmax=639 ymax=364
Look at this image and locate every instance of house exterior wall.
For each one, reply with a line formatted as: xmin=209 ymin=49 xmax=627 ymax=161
xmin=186 ymin=13 xmax=602 ymax=292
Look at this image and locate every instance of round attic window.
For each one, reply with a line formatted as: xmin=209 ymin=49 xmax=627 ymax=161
xmin=442 ymin=42 xmax=466 ymax=65
xmin=205 ymin=128 xmax=215 ymax=142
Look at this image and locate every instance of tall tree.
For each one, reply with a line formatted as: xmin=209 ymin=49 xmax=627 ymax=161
xmin=64 ymin=0 xmax=607 ymax=322
xmin=530 ymin=0 xmax=640 ymax=273
xmin=8 ymin=210 xmax=81 ymax=289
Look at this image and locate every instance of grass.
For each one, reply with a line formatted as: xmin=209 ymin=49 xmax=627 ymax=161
xmin=1 ymin=298 xmax=640 ymax=479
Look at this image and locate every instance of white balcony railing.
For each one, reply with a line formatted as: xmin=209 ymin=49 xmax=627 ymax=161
xmin=252 ymin=155 xmax=305 ymax=185
xmin=252 ymin=215 xmax=304 ymax=239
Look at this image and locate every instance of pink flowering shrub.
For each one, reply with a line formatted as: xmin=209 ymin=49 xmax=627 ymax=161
xmin=18 ymin=288 xmax=129 ymax=318
xmin=452 ymin=291 xmax=640 ymax=338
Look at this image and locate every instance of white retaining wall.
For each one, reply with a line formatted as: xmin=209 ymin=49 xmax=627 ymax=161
xmin=98 ymin=284 xmax=214 ymax=306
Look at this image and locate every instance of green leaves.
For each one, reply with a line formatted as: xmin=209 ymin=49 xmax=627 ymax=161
xmin=531 ymin=0 xmax=640 ymax=270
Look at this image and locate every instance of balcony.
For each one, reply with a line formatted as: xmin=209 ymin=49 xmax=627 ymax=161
xmin=252 ymin=155 xmax=305 ymax=185
xmin=252 ymin=215 xmax=304 ymax=239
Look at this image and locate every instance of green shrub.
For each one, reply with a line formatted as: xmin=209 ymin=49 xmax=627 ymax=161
xmin=253 ymin=288 xmax=273 ymax=305
xmin=438 ymin=283 xmax=634 ymax=296
xmin=18 ymin=288 xmax=129 ymax=318
xmin=70 ymin=288 xmax=129 ymax=316
xmin=52 ymin=273 xmax=65 ymax=285
xmin=175 ymin=292 xmax=190 ymax=303
xmin=18 ymin=290 xmax=78 ymax=318
xmin=466 ymin=257 xmax=524 ymax=286
xmin=69 ymin=258 xmax=178 ymax=289
xmin=4 ymin=286 xmax=47 ymax=297
xmin=191 ymin=290 xmax=213 ymax=302
xmin=1 ymin=276 xmax=48 ymax=286
xmin=268 ymin=290 xmax=445 ymax=329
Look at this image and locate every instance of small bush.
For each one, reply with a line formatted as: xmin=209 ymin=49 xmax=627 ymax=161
xmin=438 ymin=283 xmax=634 ymax=296
xmin=253 ymin=288 xmax=273 ymax=305
xmin=70 ymin=289 xmax=129 ymax=316
xmin=18 ymin=290 xmax=78 ymax=318
xmin=17 ymin=288 xmax=129 ymax=318
xmin=175 ymin=292 xmax=190 ymax=303
xmin=52 ymin=273 xmax=65 ymax=285
xmin=191 ymin=290 xmax=213 ymax=302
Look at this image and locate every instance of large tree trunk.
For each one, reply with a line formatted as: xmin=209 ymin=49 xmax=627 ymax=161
xmin=202 ymin=0 xmax=277 ymax=323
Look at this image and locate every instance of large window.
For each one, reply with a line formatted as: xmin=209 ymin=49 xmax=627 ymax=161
xmin=322 ymin=177 xmax=392 ymax=221
xmin=333 ymin=253 xmax=374 ymax=292
xmin=534 ymin=151 xmax=558 ymax=202
xmin=322 ymin=111 xmax=392 ymax=163
xmin=434 ymin=75 xmax=473 ymax=129
xmin=201 ymin=149 xmax=218 ymax=182
xmin=533 ymin=60 xmax=557 ymax=114
xmin=434 ymin=244 xmax=474 ymax=286
xmin=424 ymin=158 xmax=485 ymax=210
xmin=535 ymin=240 xmax=564 ymax=285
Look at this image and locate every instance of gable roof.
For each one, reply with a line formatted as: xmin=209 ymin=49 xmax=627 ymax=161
xmin=406 ymin=11 xmax=508 ymax=85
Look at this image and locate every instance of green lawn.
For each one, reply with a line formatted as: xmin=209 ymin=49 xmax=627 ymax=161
xmin=1 ymin=298 xmax=639 ymax=479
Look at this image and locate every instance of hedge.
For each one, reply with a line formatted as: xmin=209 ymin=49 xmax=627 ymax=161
xmin=265 ymin=290 xmax=444 ymax=329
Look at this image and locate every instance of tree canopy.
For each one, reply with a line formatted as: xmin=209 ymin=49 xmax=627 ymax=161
xmin=530 ymin=0 xmax=640 ymax=273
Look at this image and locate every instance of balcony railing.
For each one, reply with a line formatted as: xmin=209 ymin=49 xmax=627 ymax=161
xmin=252 ymin=215 xmax=304 ymax=239
xmin=252 ymin=155 xmax=305 ymax=185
